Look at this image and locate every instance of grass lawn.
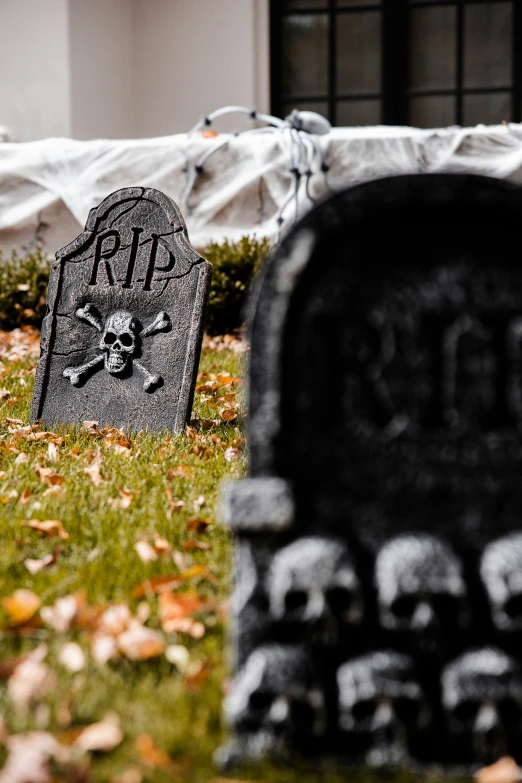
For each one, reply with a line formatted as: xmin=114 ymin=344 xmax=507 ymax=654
xmin=0 ymin=328 xmax=432 ymax=783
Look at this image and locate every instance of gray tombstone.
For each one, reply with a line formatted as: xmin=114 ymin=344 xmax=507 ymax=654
xmin=220 ymin=174 xmax=522 ymax=773
xmin=31 ymin=187 xmax=211 ymax=432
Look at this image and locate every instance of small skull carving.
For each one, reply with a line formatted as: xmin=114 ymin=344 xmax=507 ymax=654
xmin=442 ymin=648 xmax=522 ymax=763
xmin=480 ymin=533 xmax=522 ymax=631
xmin=267 ymin=536 xmax=363 ymax=645
xmin=375 ymin=534 xmax=468 ymax=642
xmin=337 ymin=651 xmax=428 ymax=767
xmin=224 ymin=644 xmax=325 ymax=756
xmin=100 ymin=310 xmax=137 ymax=374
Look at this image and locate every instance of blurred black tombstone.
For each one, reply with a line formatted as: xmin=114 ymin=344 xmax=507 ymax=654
xmin=221 ymin=174 xmax=522 ymax=773
xmin=31 ymin=187 xmax=211 ymax=432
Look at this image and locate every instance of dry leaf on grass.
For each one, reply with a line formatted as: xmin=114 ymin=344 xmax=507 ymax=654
xmin=134 ymin=540 xmax=158 ymax=564
xmin=74 ymin=714 xmax=123 ymax=753
xmin=8 ymin=645 xmax=57 ymax=707
xmin=112 ymin=768 xmax=143 ymax=783
xmin=91 ymin=633 xmax=119 ymax=665
xmin=109 ymin=487 xmax=135 ymax=510
xmin=193 ymin=494 xmax=205 ymax=511
xmin=40 ymin=593 xmax=86 ymax=632
xmin=224 ymin=447 xmax=241 ymax=462
xmin=81 ymin=420 xmax=100 ymax=435
xmin=185 ymin=517 xmax=211 ymax=535
xmin=47 ymin=442 xmax=59 ymax=462
xmin=117 ymin=623 xmax=166 ymax=660
xmin=58 ymin=642 xmax=86 ymax=673
xmin=182 ymin=539 xmax=210 ymax=552
xmin=84 ymin=449 xmax=105 ymax=486
xmin=24 ymin=552 xmax=58 ymax=574
xmin=34 ymin=463 xmax=64 ymax=486
xmin=18 ymin=488 xmax=33 ymax=505
xmin=158 ymin=591 xmax=205 ymax=638
xmin=135 ymin=733 xmax=175 ymax=772
xmin=167 ymin=465 xmax=193 ymax=479
xmin=133 ymin=564 xmax=208 ymax=597
xmin=21 ymin=518 xmax=69 ymax=539
xmin=3 ymin=589 xmax=41 ymax=624
xmin=0 ymin=731 xmax=73 ymax=783
xmin=475 ymin=758 xmax=522 ymax=783
xmin=165 ymin=486 xmax=184 ymax=512
xmin=14 ymin=452 xmax=29 ymax=465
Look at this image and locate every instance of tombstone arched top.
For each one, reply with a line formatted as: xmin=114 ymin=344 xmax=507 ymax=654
xmin=247 ymin=173 xmax=522 ymax=478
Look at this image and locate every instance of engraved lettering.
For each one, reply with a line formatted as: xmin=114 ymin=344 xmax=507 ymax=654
xmin=143 ymin=234 xmax=175 ymax=290
xmin=122 ymin=227 xmax=144 ymax=289
xmin=89 ymin=230 xmax=120 ymax=286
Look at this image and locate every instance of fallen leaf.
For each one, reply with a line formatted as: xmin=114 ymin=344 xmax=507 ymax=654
xmin=109 ymin=487 xmax=135 ymax=510
xmin=113 ymin=768 xmax=143 ymax=783
xmin=58 ymin=642 xmax=85 ymax=673
xmin=475 ymin=758 xmax=522 ymax=783
xmin=74 ymin=714 xmax=123 ymax=752
xmin=224 ymin=447 xmax=241 ymax=462
xmin=152 ymin=534 xmax=171 ymax=555
xmin=91 ymin=633 xmax=119 ymax=665
xmin=0 ymin=488 xmax=18 ymax=503
xmin=0 ymin=731 xmax=73 ymax=783
xmin=0 ymin=388 xmax=9 ymax=400
xmin=133 ymin=564 xmax=209 ymax=597
xmin=18 ymin=488 xmax=33 ymax=505
xmin=3 ymin=589 xmax=41 ymax=625
xmin=24 ymin=553 xmax=57 ymax=574
xmin=47 ymin=442 xmax=59 ymax=462
xmin=40 ymin=593 xmax=86 ymax=632
xmin=135 ymin=733 xmax=174 ymax=772
xmin=34 ymin=463 xmax=63 ymax=486
xmin=193 ymin=494 xmax=205 ymax=511
xmin=84 ymin=449 xmax=105 ymax=486
xmin=185 ymin=517 xmax=211 ymax=535
xmin=158 ymin=591 xmax=205 ymax=638
xmin=117 ymin=624 xmax=166 ymax=660
xmin=167 ymin=465 xmax=193 ymax=479
xmin=14 ymin=452 xmax=29 ymax=465
xmin=220 ymin=408 xmax=237 ymax=423
xmin=21 ymin=519 xmax=69 ymax=540
xmin=134 ymin=540 xmax=158 ymax=564
xmin=98 ymin=604 xmax=132 ymax=635
xmin=81 ymin=420 xmax=100 ymax=435
xmin=8 ymin=646 xmax=57 ymax=707
xmin=182 ymin=539 xmax=210 ymax=551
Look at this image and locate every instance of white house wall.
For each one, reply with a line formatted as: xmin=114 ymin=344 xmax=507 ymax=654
xmin=0 ymin=0 xmax=71 ymax=141
xmin=0 ymin=0 xmax=270 ymax=142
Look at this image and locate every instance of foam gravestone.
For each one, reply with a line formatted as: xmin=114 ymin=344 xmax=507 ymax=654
xmin=221 ymin=174 xmax=522 ymax=772
xmin=31 ymin=187 xmax=211 ymax=431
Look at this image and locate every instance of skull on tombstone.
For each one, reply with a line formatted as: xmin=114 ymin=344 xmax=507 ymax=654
xmin=224 ymin=644 xmax=325 ymax=756
xmin=375 ymin=534 xmax=468 ymax=646
xmin=100 ymin=310 xmax=137 ymax=375
xmin=441 ymin=648 xmax=522 ymax=763
xmin=480 ymin=533 xmax=522 ymax=632
xmin=337 ymin=651 xmax=428 ymax=767
xmin=267 ymin=536 xmax=363 ymax=645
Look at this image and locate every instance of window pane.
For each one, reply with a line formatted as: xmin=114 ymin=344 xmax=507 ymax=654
xmin=336 ymin=0 xmax=381 ymax=6
xmin=409 ymin=6 xmax=456 ymax=90
xmin=464 ymin=3 xmax=512 ymax=88
xmin=336 ymin=100 xmax=381 ymax=127
xmin=463 ymin=92 xmax=511 ymax=126
xmin=285 ymin=0 xmax=327 ymax=7
xmin=336 ymin=12 xmax=382 ymax=94
xmin=283 ymin=101 xmax=330 ymax=123
xmin=283 ymin=14 xmax=329 ymax=96
xmin=409 ymin=95 xmax=456 ymax=128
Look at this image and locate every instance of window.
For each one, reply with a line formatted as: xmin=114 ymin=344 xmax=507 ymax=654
xmin=270 ymin=0 xmax=522 ymax=127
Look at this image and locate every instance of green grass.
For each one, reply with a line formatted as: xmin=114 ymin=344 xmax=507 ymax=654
xmin=0 ymin=333 xmax=448 ymax=783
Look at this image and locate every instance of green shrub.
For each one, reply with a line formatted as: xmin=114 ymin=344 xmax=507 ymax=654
xmin=203 ymin=235 xmax=272 ymax=335
xmin=0 ymin=235 xmax=272 ymax=335
xmin=0 ymin=246 xmax=51 ymax=329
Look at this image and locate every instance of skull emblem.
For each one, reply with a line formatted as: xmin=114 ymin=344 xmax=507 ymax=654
xmin=224 ymin=644 xmax=325 ymax=757
xmin=442 ymin=648 xmax=522 ymax=763
xmin=337 ymin=651 xmax=428 ymax=767
xmin=267 ymin=536 xmax=363 ymax=645
xmin=100 ymin=310 xmax=136 ymax=374
xmin=375 ymin=534 xmax=468 ymax=643
xmin=480 ymin=533 xmax=522 ymax=631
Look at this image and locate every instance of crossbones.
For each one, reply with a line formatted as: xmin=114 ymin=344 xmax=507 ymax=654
xmin=63 ymin=303 xmax=170 ymax=391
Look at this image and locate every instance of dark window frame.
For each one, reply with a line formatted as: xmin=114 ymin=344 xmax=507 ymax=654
xmin=270 ymin=0 xmax=522 ymax=127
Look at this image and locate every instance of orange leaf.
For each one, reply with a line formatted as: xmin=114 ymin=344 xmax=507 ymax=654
xmin=167 ymin=465 xmax=193 ymax=479
xmin=185 ymin=517 xmax=211 ymax=535
xmin=21 ymin=519 xmax=69 ymax=540
xmin=133 ymin=565 xmax=208 ymax=598
xmin=3 ymin=589 xmax=41 ymax=625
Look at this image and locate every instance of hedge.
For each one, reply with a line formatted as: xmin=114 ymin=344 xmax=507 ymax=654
xmin=0 ymin=236 xmax=272 ymax=335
